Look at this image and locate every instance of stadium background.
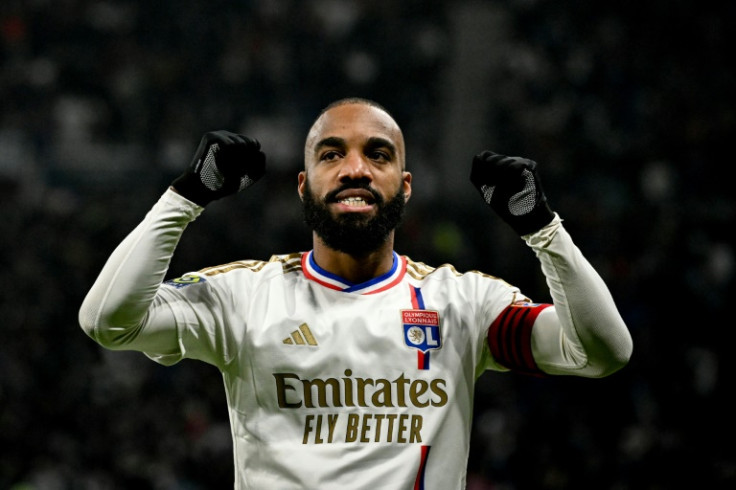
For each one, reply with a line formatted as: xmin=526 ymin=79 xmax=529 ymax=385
xmin=1 ymin=0 xmax=733 ymax=488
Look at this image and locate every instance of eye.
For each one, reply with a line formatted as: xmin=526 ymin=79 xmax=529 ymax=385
xmin=368 ymin=150 xmax=391 ymax=162
xmin=320 ymin=150 xmax=342 ymax=162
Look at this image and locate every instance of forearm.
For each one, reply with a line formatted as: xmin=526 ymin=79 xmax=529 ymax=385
xmin=78 ymin=189 xmax=203 ymax=349
xmin=525 ymin=215 xmax=633 ymax=377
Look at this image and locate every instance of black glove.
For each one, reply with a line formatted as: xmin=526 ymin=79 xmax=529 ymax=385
xmin=172 ymin=130 xmax=266 ymax=206
xmin=470 ymin=151 xmax=554 ymax=235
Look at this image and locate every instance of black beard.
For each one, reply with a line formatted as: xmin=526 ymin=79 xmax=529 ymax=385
xmin=301 ymin=179 xmax=406 ymax=256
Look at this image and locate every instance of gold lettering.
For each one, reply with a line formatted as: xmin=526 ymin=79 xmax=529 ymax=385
xmin=275 ymin=371 xmax=449 ymax=410
xmin=360 ymin=414 xmax=372 ymax=443
xmin=302 ymin=377 xmax=341 ymax=408
xmin=371 ymin=379 xmax=393 ymax=407
xmin=303 ymin=414 xmax=340 ymax=444
xmin=409 ymin=379 xmax=429 ymax=408
xmin=303 ymin=415 xmax=314 ymax=444
xmin=335 ymin=413 xmax=425 ymax=444
xmin=343 ymin=369 xmax=354 ymax=407
xmin=385 ymin=414 xmax=397 ymax=442
xmin=327 ymin=414 xmax=338 ymax=443
xmin=393 ymin=374 xmax=409 ymax=407
xmin=410 ymin=415 xmax=423 ymax=443
xmin=397 ymin=414 xmax=409 ymax=443
xmin=345 ymin=413 xmax=359 ymax=442
xmin=273 ymin=373 xmax=301 ymax=408
xmin=373 ymin=414 xmax=385 ymax=442
xmin=356 ymin=378 xmax=374 ymax=407
xmin=430 ymin=379 xmax=448 ymax=407
xmin=314 ymin=414 xmax=324 ymax=443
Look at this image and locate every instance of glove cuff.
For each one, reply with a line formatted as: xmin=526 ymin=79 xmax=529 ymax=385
xmin=509 ymin=201 xmax=555 ymax=236
xmin=171 ymin=172 xmax=214 ymax=207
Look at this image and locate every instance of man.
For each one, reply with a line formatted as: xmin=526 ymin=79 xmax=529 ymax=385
xmin=79 ymin=98 xmax=632 ymax=489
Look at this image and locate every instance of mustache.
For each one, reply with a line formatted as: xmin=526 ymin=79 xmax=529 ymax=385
xmin=324 ymin=180 xmax=383 ymax=204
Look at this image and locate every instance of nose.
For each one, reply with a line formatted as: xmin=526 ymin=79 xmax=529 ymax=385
xmin=337 ymin=151 xmax=372 ymax=183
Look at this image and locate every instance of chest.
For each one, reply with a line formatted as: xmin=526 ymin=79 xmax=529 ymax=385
xmin=241 ymin=280 xmax=481 ymax=379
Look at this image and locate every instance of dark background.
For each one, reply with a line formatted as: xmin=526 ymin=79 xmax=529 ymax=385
xmin=2 ymin=0 xmax=734 ymax=488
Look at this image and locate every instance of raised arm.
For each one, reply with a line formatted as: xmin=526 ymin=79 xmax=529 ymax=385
xmin=471 ymin=151 xmax=633 ymax=377
xmin=79 ymin=131 xmax=265 ymax=355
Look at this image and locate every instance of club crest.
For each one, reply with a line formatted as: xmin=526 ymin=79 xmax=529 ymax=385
xmin=402 ymin=309 xmax=441 ymax=353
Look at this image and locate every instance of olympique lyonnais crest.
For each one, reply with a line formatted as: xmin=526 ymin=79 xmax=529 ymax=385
xmin=402 ymin=310 xmax=442 ymax=353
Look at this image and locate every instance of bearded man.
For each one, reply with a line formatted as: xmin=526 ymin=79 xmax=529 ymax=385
xmin=79 ymin=98 xmax=632 ymax=489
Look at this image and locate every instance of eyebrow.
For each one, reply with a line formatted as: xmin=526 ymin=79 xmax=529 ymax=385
xmin=314 ymin=136 xmax=346 ymax=154
xmin=314 ymin=136 xmax=397 ymax=158
xmin=364 ymin=137 xmax=397 ymax=158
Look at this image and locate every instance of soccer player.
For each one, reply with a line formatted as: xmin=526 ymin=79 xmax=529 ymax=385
xmin=79 ymin=98 xmax=633 ymax=489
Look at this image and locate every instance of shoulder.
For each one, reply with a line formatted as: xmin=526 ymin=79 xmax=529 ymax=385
xmin=198 ymin=252 xmax=305 ymax=278
xmin=404 ymin=256 xmax=507 ymax=283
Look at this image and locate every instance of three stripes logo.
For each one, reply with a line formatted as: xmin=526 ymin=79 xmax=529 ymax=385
xmin=283 ymin=323 xmax=318 ymax=346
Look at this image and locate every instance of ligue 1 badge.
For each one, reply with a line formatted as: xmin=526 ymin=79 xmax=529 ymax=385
xmin=165 ymin=274 xmax=207 ymax=289
xmin=402 ymin=309 xmax=442 ymax=353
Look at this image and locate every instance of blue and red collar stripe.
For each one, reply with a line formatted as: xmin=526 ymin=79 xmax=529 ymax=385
xmin=302 ymin=250 xmax=406 ymax=294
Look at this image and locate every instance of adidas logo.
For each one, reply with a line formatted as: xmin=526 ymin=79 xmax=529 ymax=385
xmin=283 ymin=323 xmax=318 ymax=346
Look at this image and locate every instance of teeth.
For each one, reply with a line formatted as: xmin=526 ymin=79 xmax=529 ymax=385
xmin=339 ymin=197 xmax=368 ymax=206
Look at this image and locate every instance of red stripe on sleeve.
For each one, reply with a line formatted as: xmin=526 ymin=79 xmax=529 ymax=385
xmin=488 ymin=303 xmax=551 ymax=376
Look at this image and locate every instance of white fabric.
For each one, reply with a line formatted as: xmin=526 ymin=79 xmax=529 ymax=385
xmin=79 ymin=189 xmax=632 ymax=489
xmin=524 ymin=215 xmax=633 ymax=377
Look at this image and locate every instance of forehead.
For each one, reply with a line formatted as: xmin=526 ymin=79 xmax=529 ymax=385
xmin=305 ymin=103 xmax=404 ymax=155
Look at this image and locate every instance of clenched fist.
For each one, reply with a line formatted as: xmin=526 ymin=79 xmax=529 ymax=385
xmin=470 ymin=151 xmax=554 ymax=235
xmin=172 ymin=130 xmax=266 ymax=206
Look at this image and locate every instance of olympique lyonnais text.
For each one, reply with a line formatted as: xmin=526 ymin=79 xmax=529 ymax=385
xmin=273 ymin=369 xmax=448 ymax=445
xmin=402 ymin=310 xmax=440 ymax=325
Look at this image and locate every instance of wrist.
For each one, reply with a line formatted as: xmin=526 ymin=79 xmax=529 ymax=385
xmin=522 ymin=212 xmax=561 ymax=242
xmin=508 ymin=202 xmax=555 ymax=236
xmin=160 ymin=187 xmax=206 ymax=219
xmin=171 ymin=172 xmax=213 ymax=207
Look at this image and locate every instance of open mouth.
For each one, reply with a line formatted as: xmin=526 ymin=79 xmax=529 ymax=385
xmin=328 ymin=187 xmax=380 ymax=209
xmin=338 ymin=196 xmax=372 ymax=207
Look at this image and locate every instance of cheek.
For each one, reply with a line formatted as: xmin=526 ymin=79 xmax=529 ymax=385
xmin=302 ymin=174 xmax=329 ymax=201
xmin=380 ymin=171 xmax=407 ymax=195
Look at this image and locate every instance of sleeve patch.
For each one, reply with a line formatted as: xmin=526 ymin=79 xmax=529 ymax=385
xmin=164 ymin=274 xmax=207 ymax=289
xmin=488 ymin=302 xmax=551 ymax=376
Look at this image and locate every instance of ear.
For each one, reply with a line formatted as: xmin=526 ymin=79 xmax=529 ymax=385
xmin=297 ymin=171 xmax=306 ymax=201
xmin=402 ymin=171 xmax=412 ymax=203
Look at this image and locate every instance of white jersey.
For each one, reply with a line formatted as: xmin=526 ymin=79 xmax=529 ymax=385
xmin=79 ymin=189 xmax=633 ymax=490
xmin=154 ymin=249 xmax=525 ymax=489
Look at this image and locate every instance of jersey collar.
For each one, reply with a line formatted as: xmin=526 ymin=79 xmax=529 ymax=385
xmin=302 ymin=250 xmax=406 ymax=295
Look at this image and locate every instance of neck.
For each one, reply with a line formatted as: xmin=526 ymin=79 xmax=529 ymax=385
xmin=311 ymin=232 xmax=396 ymax=284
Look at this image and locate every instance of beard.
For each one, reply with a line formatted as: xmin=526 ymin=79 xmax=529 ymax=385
xmin=301 ymin=178 xmax=406 ymax=256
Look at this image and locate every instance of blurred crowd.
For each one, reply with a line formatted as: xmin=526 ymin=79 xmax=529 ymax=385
xmin=1 ymin=0 xmax=734 ymax=488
